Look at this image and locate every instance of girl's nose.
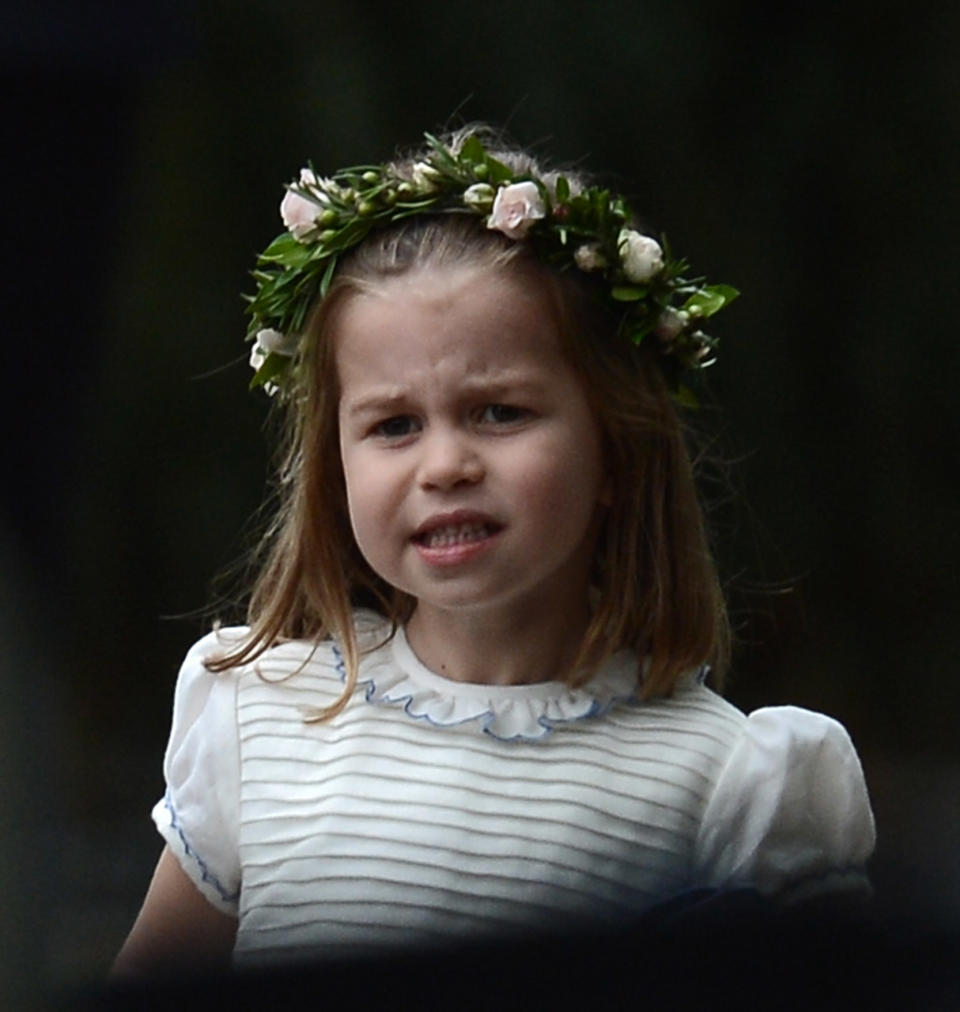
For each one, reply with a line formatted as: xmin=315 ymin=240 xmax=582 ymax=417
xmin=418 ymin=429 xmax=484 ymax=490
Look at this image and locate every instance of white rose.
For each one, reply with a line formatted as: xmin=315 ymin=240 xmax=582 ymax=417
xmin=487 ymin=181 xmax=546 ymax=240
xmin=573 ymin=243 xmax=606 ymax=272
xmin=617 ymin=229 xmax=664 ymax=283
xmin=280 ymin=169 xmax=343 ymax=239
xmin=250 ymin=328 xmax=296 ymax=371
xmin=280 ymin=187 xmax=320 ymax=240
xmin=256 ymin=328 xmax=297 ymax=356
xmin=250 ymin=329 xmax=296 ymax=396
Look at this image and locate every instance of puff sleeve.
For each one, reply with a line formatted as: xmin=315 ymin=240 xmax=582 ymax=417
xmin=693 ymin=706 xmax=876 ymax=901
xmin=150 ymin=629 xmax=246 ymax=915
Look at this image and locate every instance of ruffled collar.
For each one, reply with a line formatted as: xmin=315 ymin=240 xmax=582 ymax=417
xmin=351 ymin=621 xmax=641 ymax=742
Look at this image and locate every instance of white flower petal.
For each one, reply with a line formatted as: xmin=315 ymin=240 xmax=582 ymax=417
xmin=618 ymin=229 xmax=664 ymax=283
xmin=487 ymin=181 xmax=545 ymax=240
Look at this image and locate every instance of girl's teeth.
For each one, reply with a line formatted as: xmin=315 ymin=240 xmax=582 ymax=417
xmin=422 ymin=523 xmax=491 ymax=547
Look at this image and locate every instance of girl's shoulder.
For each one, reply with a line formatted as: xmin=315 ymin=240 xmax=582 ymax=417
xmin=179 ymin=609 xmax=391 ymax=679
xmin=657 ymin=676 xmax=870 ymax=779
xmin=689 ymin=695 xmax=876 ymax=899
xmin=643 ymin=679 xmax=875 ymax=898
xmin=164 ymin=611 xmax=390 ymax=736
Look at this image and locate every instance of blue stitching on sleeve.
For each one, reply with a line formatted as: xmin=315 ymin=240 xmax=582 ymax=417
xmin=163 ymin=790 xmax=240 ymax=904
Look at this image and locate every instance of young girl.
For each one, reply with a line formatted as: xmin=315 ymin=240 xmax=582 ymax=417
xmin=113 ymin=126 xmax=875 ymax=975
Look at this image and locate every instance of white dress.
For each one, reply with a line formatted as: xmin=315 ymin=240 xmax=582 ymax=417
xmin=153 ymin=612 xmax=875 ymax=967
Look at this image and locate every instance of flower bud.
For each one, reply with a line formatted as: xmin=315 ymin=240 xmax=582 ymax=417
xmin=463 ymin=182 xmax=496 ymax=212
xmin=361 ymin=170 xmax=379 ymax=185
xmin=617 ymin=229 xmax=664 ymax=283
xmin=411 ymin=161 xmax=443 ymax=193
xmin=574 ymin=243 xmax=606 ymax=272
xmin=298 ymin=167 xmax=320 ymax=188
xmin=654 ymin=308 xmax=689 ymax=341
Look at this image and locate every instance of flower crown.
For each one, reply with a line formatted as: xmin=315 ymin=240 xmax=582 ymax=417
xmin=246 ymin=131 xmax=738 ymax=402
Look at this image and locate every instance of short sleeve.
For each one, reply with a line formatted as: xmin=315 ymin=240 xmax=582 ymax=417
xmin=693 ymin=706 xmax=876 ymax=901
xmin=150 ymin=628 xmax=247 ymax=915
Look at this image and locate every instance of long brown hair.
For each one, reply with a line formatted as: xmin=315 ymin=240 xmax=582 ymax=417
xmin=209 ymin=133 xmax=729 ymax=712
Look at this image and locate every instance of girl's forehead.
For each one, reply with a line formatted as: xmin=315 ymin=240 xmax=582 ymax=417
xmin=361 ymin=262 xmax=535 ymax=307
xmin=334 ymin=266 xmax=563 ymax=360
xmin=331 ymin=266 xmax=586 ymax=403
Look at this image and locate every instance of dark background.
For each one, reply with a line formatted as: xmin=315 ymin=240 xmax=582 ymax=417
xmin=3 ymin=1 xmax=959 ymax=1002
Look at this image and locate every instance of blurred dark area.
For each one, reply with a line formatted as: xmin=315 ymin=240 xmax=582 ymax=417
xmin=2 ymin=0 xmax=958 ymax=1004
xmin=70 ymin=894 xmax=960 ymax=1009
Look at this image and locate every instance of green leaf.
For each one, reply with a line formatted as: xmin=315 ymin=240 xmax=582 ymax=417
xmin=611 ymin=285 xmax=649 ymax=302
xmin=708 ymin=283 xmax=740 ymax=305
xmin=672 ymin=384 xmax=700 ymax=409
xmin=532 ymin=179 xmax=553 ymax=215
xmin=484 ymin=156 xmax=514 ymax=184
xmin=555 ymin=176 xmax=570 ymax=203
xmin=459 ymin=134 xmax=487 ymax=166
xmin=609 ymin=196 xmax=631 ymax=222
xmin=683 ymin=284 xmax=740 ymax=317
xmin=422 ymin=132 xmax=460 ymax=175
xmin=591 ymin=188 xmax=610 ymax=215
xmin=259 ymin=232 xmax=313 ymax=265
xmin=317 ymin=218 xmax=373 ymax=254
xmin=260 ymin=231 xmax=297 ymax=256
xmin=628 ymin=317 xmax=658 ymax=342
xmin=393 ymin=196 xmax=443 ymax=212
xmin=249 ymin=350 xmax=292 ymax=390
xmin=319 ymin=253 xmax=339 ymax=298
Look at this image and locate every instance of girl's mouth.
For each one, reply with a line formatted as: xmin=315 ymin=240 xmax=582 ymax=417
xmin=415 ymin=522 xmax=498 ymax=548
xmin=412 ymin=515 xmax=504 ymax=566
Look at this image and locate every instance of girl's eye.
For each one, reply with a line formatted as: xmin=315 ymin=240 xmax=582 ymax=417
xmin=373 ymin=415 xmax=419 ymax=439
xmin=478 ymin=404 xmax=527 ymax=425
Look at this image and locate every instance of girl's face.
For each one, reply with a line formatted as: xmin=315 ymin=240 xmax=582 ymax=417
xmin=335 ymin=265 xmax=608 ymax=629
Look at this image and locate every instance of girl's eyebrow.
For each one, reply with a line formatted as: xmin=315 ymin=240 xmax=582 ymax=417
xmin=341 ymin=375 xmax=548 ymax=417
xmin=340 ymin=390 xmax=409 ymax=418
xmin=460 ymin=374 xmax=545 ymax=396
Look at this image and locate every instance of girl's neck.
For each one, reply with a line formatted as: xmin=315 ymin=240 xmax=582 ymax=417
xmin=404 ymin=600 xmax=592 ymax=687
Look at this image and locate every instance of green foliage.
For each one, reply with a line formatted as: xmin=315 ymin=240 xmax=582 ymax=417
xmin=249 ymin=349 xmax=291 ymax=391
xmin=683 ymin=284 xmax=740 ymax=318
xmin=244 ymin=130 xmax=738 ymax=405
xmin=611 ymin=286 xmax=649 ymax=302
